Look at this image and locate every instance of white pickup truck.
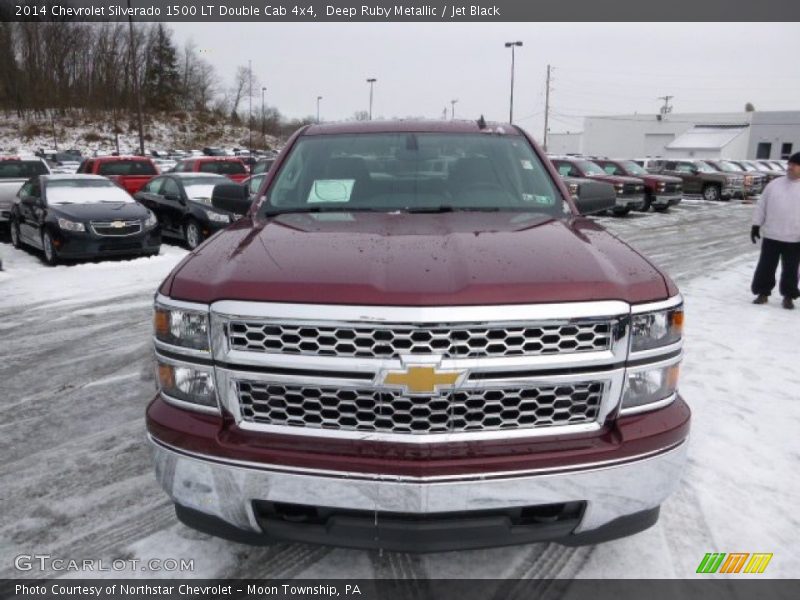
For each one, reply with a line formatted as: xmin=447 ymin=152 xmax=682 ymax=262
xmin=0 ymin=157 xmax=51 ymax=224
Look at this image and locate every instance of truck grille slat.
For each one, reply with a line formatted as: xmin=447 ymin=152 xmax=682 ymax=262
xmin=227 ymin=321 xmax=613 ymax=359
xmin=237 ymin=381 xmax=604 ymax=434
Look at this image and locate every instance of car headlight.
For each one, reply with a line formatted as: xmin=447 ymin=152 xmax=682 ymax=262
xmin=622 ymin=362 xmax=680 ymax=413
xmin=144 ymin=211 xmax=158 ymax=228
xmin=157 ymin=360 xmax=217 ymax=409
xmin=154 ymin=305 xmax=210 ymax=351
xmin=205 ymin=209 xmax=230 ymax=223
xmin=630 ymin=303 xmax=683 ymax=352
xmin=57 ymin=217 xmax=85 ymax=232
xmin=567 ymin=182 xmax=579 ymax=199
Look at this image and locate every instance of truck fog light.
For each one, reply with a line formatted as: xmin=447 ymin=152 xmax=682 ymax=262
xmin=631 ymin=305 xmax=683 ymax=352
xmin=154 ymin=306 xmax=210 ymax=351
xmin=622 ymin=363 xmax=680 ymax=413
xmin=157 ymin=361 xmax=217 ymax=409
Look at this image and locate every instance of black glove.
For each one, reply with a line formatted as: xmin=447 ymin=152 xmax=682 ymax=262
xmin=750 ymin=225 xmax=760 ymax=244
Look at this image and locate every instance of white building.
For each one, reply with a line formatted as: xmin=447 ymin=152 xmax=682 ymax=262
xmin=563 ymin=111 xmax=800 ymax=160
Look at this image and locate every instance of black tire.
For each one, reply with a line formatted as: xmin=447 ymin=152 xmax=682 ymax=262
xmin=702 ymin=184 xmax=721 ymax=202
xmin=41 ymin=230 xmax=58 ymax=266
xmin=10 ymin=218 xmax=21 ymax=248
xmin=653 ymin=205 xmax=669 ymax=213
xmin=639 ymin=195 xmax=652 ymax=212
xmin=612 ymin=206 xmax=631 ymax=217
xmin=184 ymin=219 xmax=203 ymax=250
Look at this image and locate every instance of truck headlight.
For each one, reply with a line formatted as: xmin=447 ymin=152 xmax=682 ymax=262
xmin=154 ymin=305 xmax=210 ymax=351
xmin=157 ymin=360 xmax=217 ymax=409
xmin=57 ymin=217 xmax=85 ymax=232
xmin=205 ymin=209 xmax=230 ymax=223
xmin=567 ymin=182 xmax=579 ymax=199
xmin=630 ymin=304 xmax=683 ymax=352
xmin=622 ymin=362 xmax=680 ymax=413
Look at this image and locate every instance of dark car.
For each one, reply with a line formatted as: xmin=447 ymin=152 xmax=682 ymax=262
xmin=251 ymin=157 xmax=276 ymax=176
xmin=9 ymin=174 xmax=160 ymax=265
xmin=550 ymin=157 xmax=646 ymax=216
xmin=594 ymin=159 xmax=682 ymax=212
xmin=134 ymin=172 xmax=241 ymax=249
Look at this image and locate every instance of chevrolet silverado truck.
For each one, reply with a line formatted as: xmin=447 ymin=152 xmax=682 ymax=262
xmin=550 ymin=157 xmax=646 ymax=216
xmin=594 ymin=159 xmax=683 ymax=212
xmin=76 ymin=155 xmax=159 ymax=195
xmin=147 ymin=120 xmax=689 ymax=552
xmin=704 ymin=159 xmax=765 ymax=198
xmin=648 ymin=159 xmax=744 ymax=201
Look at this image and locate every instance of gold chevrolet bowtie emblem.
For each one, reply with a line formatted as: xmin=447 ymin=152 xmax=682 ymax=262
xmin=380 ymin=366 xmax=465 ymax=395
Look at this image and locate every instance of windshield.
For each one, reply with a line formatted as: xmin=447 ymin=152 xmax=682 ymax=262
xmin=746 ymin=161 xmax=770 ymax=172
xmin=618 ymin=161 xmax=647 ymax=175
xmin=715 ymin=161 xmax=743 ymax=172
xmin=262 ymin=132 xmax=564 ymax=216
xmin=199 ymin=161 xmax=247 ymax=175
xmin=575 ymin=161 xmax=606 ymax=176
xmin=46 ymin=178 xmax=134 ymax=204
xmin=181 ymin=176 xmax=229 ymax=188
xmin=694 ymin=161 xmax=716 ymax=173
xmin=0 ymin=160 xmax=48 ymax=178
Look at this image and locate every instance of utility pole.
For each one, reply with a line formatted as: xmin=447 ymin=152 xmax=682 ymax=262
xmin=366 ymin=78 xmax=376 ymax=120
xmin=504 ymin=41 xmax=522 ymax=123
xmin=658 ymin=95 xmax=673 ymax=117
xmin=127 ymin=0 xmax=145 ymax=155
xmin=261 ymin=87 xmax=266 ymax=144
xmin=317 ymin=96 xmax=322 ymax=123
xmin=450 ymin=99 xmax=458 ymax=120
xmin=543 ymin=64 xmax=552 ymax=151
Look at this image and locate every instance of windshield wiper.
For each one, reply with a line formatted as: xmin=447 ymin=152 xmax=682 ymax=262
xmin=405 ymin=206 xmax=501 ymax=213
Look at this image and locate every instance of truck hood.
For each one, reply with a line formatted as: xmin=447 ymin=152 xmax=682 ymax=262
xmin=584 ymin=174 xmax=643 ymax=185
xmin=166 ymin=212 xmax=669 ymax=305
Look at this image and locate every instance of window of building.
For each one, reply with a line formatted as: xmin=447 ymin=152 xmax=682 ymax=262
xmin=756 ymin=143 xmax=772 ymax=159
xmin=781 ymin=143 xmax=793 ymax=159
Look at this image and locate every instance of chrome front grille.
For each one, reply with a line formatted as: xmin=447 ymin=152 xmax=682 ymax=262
xmin=226 ymin=321 xmax=613 ymax=359
xmin=90 ymin=220 xmax=143 ymax=237
xmin=237 ymin=381 xmax=605 ymax=434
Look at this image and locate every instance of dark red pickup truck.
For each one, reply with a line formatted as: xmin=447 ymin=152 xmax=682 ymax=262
xmin=77 ymin=156 xmax=159 ymax=195
xmin=147 ymin=120 xmax=689 ymax=551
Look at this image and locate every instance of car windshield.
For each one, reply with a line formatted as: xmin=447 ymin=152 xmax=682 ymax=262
xmin=715 ymin=161 xmax=743 ymax=172
xmin=618 ymin=161 xmax=647 ymax=175
xmin=0 ymin=160 xmax=48 ymax=178
xmin=199 ymin=161 xmax=247 ymax=175
xmin=261 ymin=132 xmax=564 ymax=217
xmin=746 ymin=161 xmax=771 ymax=172
xmin=575 ymin=161 xmax=606 ymax=176
xmin=97 ymin=160 xmax=157 ymax=176
xmin=47 ymin=178 xmax=134 ymax=204
xmin=694 ymin=161 xmax=716 ymax=173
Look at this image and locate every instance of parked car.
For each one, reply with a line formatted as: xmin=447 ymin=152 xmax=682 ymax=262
xmin=728 ymin=159 xmax=782 ymax=184
xmin=648 ymin=159 xmax=744 ymax=201
xmin=550 ymin=157 xmax=646 ymax=215
xmin=134 ymin=172 xmax=241 ymax=249
xmin=147 ymin=119 xmax=689 ymax=551
xmin=76 ymin=155 xmax=160 ymax=195
xmin=202 ymin=147 xmax=227 ymax=157
xmin=9 ymin=174 xmax=160 ymax=265
xmin=0 ymin=156 xmax=51 ymax=225
xmin=594 ymin=159 xmax=682 ymax=212
xmin=703 ymin=159 xmax=765 ymax=197
xmin=172 ymin=157 xmax=250 ymax=183
xmin=251 ymin=157 xmax=276 ymax=175
xmin=759 ymin=160 xmax=785 ymax=173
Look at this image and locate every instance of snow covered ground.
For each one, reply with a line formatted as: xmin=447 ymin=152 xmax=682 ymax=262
xmin=1 ymin=199 xmax=797 ymax=580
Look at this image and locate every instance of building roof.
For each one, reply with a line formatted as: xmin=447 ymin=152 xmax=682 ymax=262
xmin=666 ymin=125 xmax=749 ymax=150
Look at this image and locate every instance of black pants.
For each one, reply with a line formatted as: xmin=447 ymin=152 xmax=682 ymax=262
xmin=751 ymin=238 xmax=800 ymax=298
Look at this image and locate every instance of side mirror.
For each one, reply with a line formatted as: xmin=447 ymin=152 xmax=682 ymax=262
xmin=212 ymin=183 xmax=251 ymax=215
xmin=572 ymin=181 xmax=617 ymax=216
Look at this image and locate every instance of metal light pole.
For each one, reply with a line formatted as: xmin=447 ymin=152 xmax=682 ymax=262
xmin=366 ymin=78 xmax=376 ymax=120
xmin=504 ymin=41 xmax=523 ymax=124
xmin=317 ymin=96 xmax=323 ymax=123
xmin=261 ymin=87 xmax=266 ymax=143
xmin=127 ymin=0 xmax=145 ymax=155
xmin=450 ymin=99 xmax=458 ymax=120
xmin=248 ymin=60 xmax=253 ymax=156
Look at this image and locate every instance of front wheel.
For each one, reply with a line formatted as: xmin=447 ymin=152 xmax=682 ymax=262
xmin=612 ymin=206 xmax=631 ymax=217
xmin=184 ymin=219 xmax=203 ymax=250
xmin=702 ymin=185 xmax=721 ymax=202
xmin=639 ymin=196 xmax=652 ymax=212
xmin=42 ymin=230 xmax=58 ymax=266
xmin=10 ymin=219 xmax=21 ymax=248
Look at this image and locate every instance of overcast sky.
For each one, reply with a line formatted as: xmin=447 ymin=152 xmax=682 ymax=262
xmin=170 ymin=22 xmax=800 ymax=138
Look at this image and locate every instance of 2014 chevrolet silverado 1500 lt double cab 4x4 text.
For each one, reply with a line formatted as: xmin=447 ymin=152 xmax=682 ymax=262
xmin=146 ymin=120 xmax=689 ymax=552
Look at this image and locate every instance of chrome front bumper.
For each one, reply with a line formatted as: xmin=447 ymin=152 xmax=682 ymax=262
xmin=616 ymin=194 xmax=645 ymax=209
xmin=653 ymin=194 xmax=682 ymax=207
xmin=150 ymin=436 xmax=689 ymax=537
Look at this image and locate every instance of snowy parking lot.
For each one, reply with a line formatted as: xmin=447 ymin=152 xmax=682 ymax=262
xmin=1 ymin=199 xmax=798 ymax=579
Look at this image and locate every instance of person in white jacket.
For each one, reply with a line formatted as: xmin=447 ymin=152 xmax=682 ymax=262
xmin=751 ymin=152 xmax=800 ymax=309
